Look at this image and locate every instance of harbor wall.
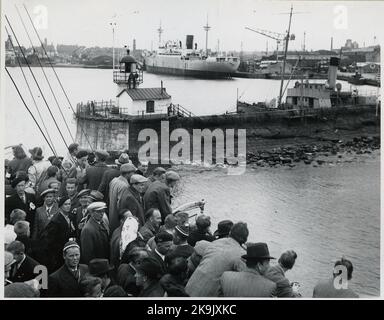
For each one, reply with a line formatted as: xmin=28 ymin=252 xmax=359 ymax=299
xmin=76 ymin=105 xmax=380 ymax=158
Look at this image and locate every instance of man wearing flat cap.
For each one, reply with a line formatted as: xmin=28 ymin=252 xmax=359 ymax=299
xmin=5 ymin=175 xmax=37 ymax=228
xmin=144 ymin=170 xmax=180 ymax=222
xmin=32 ymin=188 xmax=58 ymax=240
xmin=109 ymin=163 xmax=137 ymax=234
xmin=45 ymin=240 xmax=88 ymax=297
xmin=71 ymin=189 xmax=91 ymax=239
xmin=119 ymin=174 xmax=148 ymax=228
xmin=219 ymin=242 xmax=277 ymax=297
xmin=98 ymin=152 xmax=131 ymax=203
xmin=79 ymin=150 xmax=110 ymax=190
xmin=80 ymin=202 xmax=110 ymax=265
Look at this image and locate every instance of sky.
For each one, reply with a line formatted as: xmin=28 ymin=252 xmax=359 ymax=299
xmin=2 ymin=0 xmax=384 ymax=52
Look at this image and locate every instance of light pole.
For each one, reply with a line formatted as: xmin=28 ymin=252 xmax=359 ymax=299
xmin=110 ymin=22 xmax=117 ymax=70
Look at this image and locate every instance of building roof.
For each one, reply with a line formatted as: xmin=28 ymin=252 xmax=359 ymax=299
xmin=117 ymin=88 xmax=171 ymax=100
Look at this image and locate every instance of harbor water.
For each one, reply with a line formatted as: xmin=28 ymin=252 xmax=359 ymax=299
xmin=4 ymin=67 xmax=380 ymax=297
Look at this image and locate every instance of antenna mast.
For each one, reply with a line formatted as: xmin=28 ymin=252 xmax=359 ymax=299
xmin=157 ymin=21 xmax=164 ymax=47
xmin=203 ymin=15 xmax=211 ymax=56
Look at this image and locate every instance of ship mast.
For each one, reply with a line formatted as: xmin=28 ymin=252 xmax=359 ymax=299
xmin=110 ymin=21 xmax=117 ymax=70
xmin=203 ymin=15 xmax=211 ymax=56
xmin=157 ymin=21 xmax=164 ymax=47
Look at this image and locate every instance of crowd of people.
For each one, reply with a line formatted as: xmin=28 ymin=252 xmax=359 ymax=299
xmin=4 ymin=143 xmax=359 ymax=298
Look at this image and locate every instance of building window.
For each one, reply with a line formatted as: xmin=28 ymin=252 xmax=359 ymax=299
xmin=146 ymin=100 xmax=155 ymax=113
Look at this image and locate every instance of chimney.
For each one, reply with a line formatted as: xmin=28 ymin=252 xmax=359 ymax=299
xmin=328 ymin=57 xmax=340 ymax=89
xmin=161 ymin=80 xmax=164 ymax=94
xmin=186 ymin=35 xmax=194 ymax=49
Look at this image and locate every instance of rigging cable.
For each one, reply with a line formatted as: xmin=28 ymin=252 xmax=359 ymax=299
xmin=5 ymin=67 xmax=58 ymax=158
xmin=5 ymin=14 xmax=70 ymax=152
xmin=5 ymin=25 xmax=58 ymax=157
xmin=23 ymin=4 xmax=95 ymax=152
xmin=15 ymin=5 xmax=75 ymax=143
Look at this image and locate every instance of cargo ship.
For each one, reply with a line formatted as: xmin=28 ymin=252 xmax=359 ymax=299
xmin=144 ymin=35 xmax=240 ymax=79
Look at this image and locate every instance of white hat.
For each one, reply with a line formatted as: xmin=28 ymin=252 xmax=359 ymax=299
xmin=87 ymin=201 xmax=107 ymax=212
xmin=130 ymin=174 xmax=148 ymax=184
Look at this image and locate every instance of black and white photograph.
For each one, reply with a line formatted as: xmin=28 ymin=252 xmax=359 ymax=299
xmin=1 ymin=0 xmax=382 ymax=303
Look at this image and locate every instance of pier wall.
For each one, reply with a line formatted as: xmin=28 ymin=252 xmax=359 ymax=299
xmin=75 ymin=105 xmax=380 ymax=158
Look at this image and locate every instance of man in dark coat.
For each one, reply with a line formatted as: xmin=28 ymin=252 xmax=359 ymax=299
xmin=117 ymin=247 xmax=149 ymax=296
xmin=40 ymin=196 xmax=76 ymax=273
xmin=143 ymin=171 xmax=180 ymax=222
xmin=80 ymin=202 xmax=110 ymax=264
xmin=139 ymin=208 xmax=162 ymax=243
xmin=46 ymin=240 xmax=88 ymax=297
xmin=136 ymin=257 xmax=165 ymax=297
xmin=160 ymin=256 xmax=189 ymax=297
xmin=188 ymin=214 xmax=215 ymax=247
xmin=98 ymin=152 xmax=131 ymax=203
xmin=7 ymin=241 xmax=40 ymax=283
xmin=148 ymin=231 xmax=174 ymax=275
xmin=119 ymin=174 xmax=148 ymax=228
xmin=79 ymin=150 xmax=110 ymax=190
xmin=5 ymin=176 xmax=37 ymax=227
xmin=167 ymin=225 xmax=194 ymax=261
xmin=70 ymin=189 xmax=91 ymax=240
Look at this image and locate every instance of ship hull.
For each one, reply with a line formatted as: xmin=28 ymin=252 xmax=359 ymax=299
xmin=145 ymin=55 xmax=240 ymax=79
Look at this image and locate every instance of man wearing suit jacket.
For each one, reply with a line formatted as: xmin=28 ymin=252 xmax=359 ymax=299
xmin=118 ymin=174 xmax=148 ymax=229
xmin=219 ymin=242 xmax=277 ymax=297
xmin=80 ymin=202 xmax=110 ymax=265
xmin=46 ymin=240 xmax=88 ymax=297
xmin=148 ymin=231 xmax=174 ymax=276
xmin=32 ymin=189 xmax=59 ymax=240
xmin=7 ymin=241 xmax=40 ymax=283
xmin=5 ymin=177 xmax=36 ymax=228
xmin=78 ymin=150 xmax=110 ymax=190
xmin=70 ymin=189 xmax=91 ymax=241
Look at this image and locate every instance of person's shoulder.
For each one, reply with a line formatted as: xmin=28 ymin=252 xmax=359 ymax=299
xmin=79 ymin=264 xmax=89 ymax=273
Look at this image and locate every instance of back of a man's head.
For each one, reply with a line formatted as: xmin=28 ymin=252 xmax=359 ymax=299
xmin=14 ymin=221 xmax=30 ymax=237
xmin=229 ymin=222 xmax=249 ymax=245
xmin=168 ymin=257 xmax=188 ymax=277
xmin=278 ymin=250 xmax=297 ymax=270
xmin=10 ymin=209 xmax=26 ymax=225
xmin=164 ymin=214 xmax=177 ymax=230
xmin=6 ymin=241 xmax=25 ymax=255
xmin=334 ymin=257 xmax=354 ymax=280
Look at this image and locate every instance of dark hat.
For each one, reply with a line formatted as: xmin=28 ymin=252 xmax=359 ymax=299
xmin=155 ymin=231 xmax=173 ymax=244
xmin=76 ymin=149 xmax=88 ymax=159
xmin=40 ymin=188 xmax=56 ymax=198
xmin=242 ymin=242 xmax=275 ymax=261
xmin=153 ymin=167 xmax=166 ymax=176
xmin=88 ymin=258 xmax=114 ymax=276
xmin=58 ymin=196 xmax=70 ymax=208
xmin=63 ymin=239 xmax=80 ymax=253
xmin=103 ymin=285 xmax=128 ymax=297
xmin=87 ymin=190 xmax=104 ymax=202
xmin=77 ymin=189 xmax=91 ymax=198
xmin=214 ymin=220 xmax=234 ymax=238
xmin=175 ymin=225 xmax=189 ymax=237
xmin=29 ymin=147 xmax=44 ymax=160
xmin=11 ymin=176 xmax=27 ymax=188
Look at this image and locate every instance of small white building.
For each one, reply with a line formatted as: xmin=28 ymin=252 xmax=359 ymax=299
xmin=116 ymin=87 xmax=172 ymax=116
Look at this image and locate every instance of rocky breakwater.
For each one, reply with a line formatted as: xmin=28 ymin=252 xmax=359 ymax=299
xmin=246 ymin=135 xmax=380 ymax=168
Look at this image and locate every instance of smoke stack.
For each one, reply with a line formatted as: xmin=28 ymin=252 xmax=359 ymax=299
xmin=328 ymin=57 xmax=340 ymax=89
xmin=195 ymin=43 xmax=197 ymax=50
xmin=161 ymin=80 xmax=163 ymax=94
xmin=186 ymin=35 xmax=194 ymax=49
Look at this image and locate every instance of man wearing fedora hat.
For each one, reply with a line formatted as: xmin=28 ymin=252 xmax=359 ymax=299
xmin=79 ymin=150 xmax=110 ymax=190
xmin=98 ymin=152 xmax=131 ymax=202
xmin=27 ymin=147 xmax=51 ymax=192
xmin=32 ymin=188 xmax=59 ymax=240
xmin=109 ymin=163 xmax=137 ymax=234
xmin=88 ymin=258 xmax=115 ymax=293
xmin=219 ymin=242 xmax=277 ymax=297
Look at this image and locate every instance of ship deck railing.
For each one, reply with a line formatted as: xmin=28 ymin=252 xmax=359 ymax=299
xmin=113 ymin=70 xmax=144 ymax=86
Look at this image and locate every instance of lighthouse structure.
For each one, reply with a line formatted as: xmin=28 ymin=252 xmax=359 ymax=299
xmin=114 ymin=49 xmax=172 ymax=116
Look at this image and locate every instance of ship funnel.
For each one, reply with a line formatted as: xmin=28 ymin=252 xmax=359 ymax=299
xmin=328 ymin=57 xmax=340 ymax=89
xmin=186 ymin=35 xmax=194 ymax=49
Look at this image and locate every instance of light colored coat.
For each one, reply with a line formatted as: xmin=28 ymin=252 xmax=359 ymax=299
xmin=219 ymin=268 xmax=277 ymax=297
xmin=185 ymin=237 xmax=246 ymax=297
xmin=28 ymin=160 xmax=51 ymax=190
xmin=109 ymin=175 xmax=129 ymax=234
